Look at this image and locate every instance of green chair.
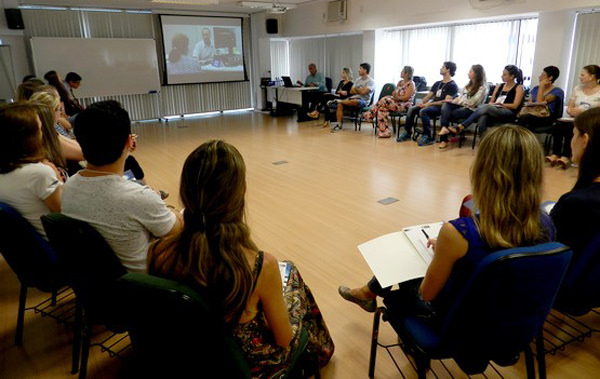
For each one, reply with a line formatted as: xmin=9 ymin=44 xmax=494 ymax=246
xmin=116 ymin=272 xmax=315 ymax=379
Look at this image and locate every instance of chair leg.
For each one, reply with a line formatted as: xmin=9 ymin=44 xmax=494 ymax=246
xmin=524 ymin=344 xmax=535 ymax=379
xmin=51 ymin=290 xmax=57 ymax=306
xmin=416 ymin=358 xmax=429 ymax=379
xmin=536 ymin=330 xmax=547 ymax=379
xmin=472 ymin=125 xmax=478 ymax=149
xmin=368 ymin=308 xmax=385 ymax=379
xmin=72 ymin=299 xmax=83 ymax=374
xmin=15 ymin=284 xmax=27 ymax=346
xmin=79 ymin=321 xmax=92 ymax=379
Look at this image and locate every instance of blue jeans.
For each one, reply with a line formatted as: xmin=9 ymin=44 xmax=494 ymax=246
xmin=403 ymin=105 xmax=441 ymax=136
xmin=440 ymin=103 xmax=474 ymax=127
xmin=460 ymin=104 xmax=516 ymax=134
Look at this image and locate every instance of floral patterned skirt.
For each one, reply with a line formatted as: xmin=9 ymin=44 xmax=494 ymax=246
xmin=231 ymin=261 xmax=334 ymax=378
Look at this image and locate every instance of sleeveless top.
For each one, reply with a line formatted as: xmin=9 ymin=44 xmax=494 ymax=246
xmin=393 ymin=80 xmax=416 ymax=108
xmin=433 ymin=214 xmax=555 ymax=314
xmin=494 ymin=83 xmax=521 ymax=113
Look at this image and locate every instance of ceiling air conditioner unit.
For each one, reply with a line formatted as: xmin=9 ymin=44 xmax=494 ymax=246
xmin=327 ymin=0 xmax=346 ymax=22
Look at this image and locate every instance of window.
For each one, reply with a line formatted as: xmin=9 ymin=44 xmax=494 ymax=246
xmin=375 ymin=18 xmax=538 ymax=90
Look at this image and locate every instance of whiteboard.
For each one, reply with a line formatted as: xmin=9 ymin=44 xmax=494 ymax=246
xmin=30 ymin=37 xmax=160 ymax=97
xmin=0 ymin=45 xmax=17 ymax=103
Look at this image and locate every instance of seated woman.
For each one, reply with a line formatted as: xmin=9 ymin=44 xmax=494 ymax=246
xmin=167 ymin=33 xmax=202 ymax=75
xmin=310 ymin=67 xmax=354 ymax=127
xmin=339 ymin=126 xmax=554 ymax=322
xmin=438 ymin=64 xmax=487 ymax=149
xmin=551 ymin=107 xmax=600 ymax=264
xmin=452 ymin=65 xmax=524 ymax=137
xmin=362 ymin=65 xmax=416 ymax=138
xmin=30 ymin=91 xmax=86 ymax=175
xmin=517 ymin=66 xmax=564 ymax=130
xmin=32 ymin=101 xmax=69 ymax=183
xmin=149 ymin=140 xmax=334 ymax=377
xmin=546 ymin=65 xmax=600 ymax=169
xmin=0 ymin=103 xmax=62 ymax=239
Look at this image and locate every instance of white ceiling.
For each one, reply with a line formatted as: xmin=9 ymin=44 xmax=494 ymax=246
xmin=18 ymin=0 xmax=316 ymax=14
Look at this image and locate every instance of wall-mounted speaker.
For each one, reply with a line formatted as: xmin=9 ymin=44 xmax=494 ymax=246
xmin=4 ymin=9 xmax=24 ymax=30
xmin=266 ymin=18 xmax=278 ymax=34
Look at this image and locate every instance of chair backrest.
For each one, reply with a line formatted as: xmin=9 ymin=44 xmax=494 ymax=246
xmin=41 ymin=213 xmax=126 ymax=321
xmin=0 ymin=203 xmax=64 ymax=292
xmin=116 ymin=272 xmax=251 ymax=378
xmin=378 ymin=83 xmax=396 ymax=101
xmin=325 ymin=76 xmax=333 ymax=93
xmin=441 ymin=242 xmax=572 ymax=358
xmin=413 ymin=76 xmax=427 ymax=91
xmin=554 ymin=232 xmax=600 ymax=315
xmin=551 ymin=92 xmax=564 ymax=119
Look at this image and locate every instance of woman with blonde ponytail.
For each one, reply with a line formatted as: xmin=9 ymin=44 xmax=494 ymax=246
xmin=149 ymin=140 xmax=333 ymax=377
xmin=339 ymin=125 xmax=555 ymax=321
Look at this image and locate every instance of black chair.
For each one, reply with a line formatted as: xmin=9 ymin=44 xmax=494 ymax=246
xmin=41 ymin=213 xmax=127 ymax=379
xmin=368 ymin=242 xmax=572 ymax=379
xmin=325 ymin=76 xmax=333 ymax=94
xmin=367 ymin=82 xmax=395 ymax=134
xmin=116 ymin=272 xmax=316 ymax=379
xmin=0 ymin=203 xmax=69 ymax=345
xmin=413 ymin=76 xmax=427 ymax=92
xmin=346 ymin=90 xmax=375 ymax=131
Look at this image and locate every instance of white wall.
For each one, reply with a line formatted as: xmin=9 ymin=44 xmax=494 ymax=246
xmin=280 ymin=0 xmax=599 ymax=37
xmin=0 ymin=0 xmax=31 ymax=86
xmin=530 ymin=10 xmax=577 ymax=91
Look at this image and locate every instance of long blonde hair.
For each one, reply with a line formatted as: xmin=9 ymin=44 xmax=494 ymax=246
xmin=29 ymin=92 xmax=66 ymax=168
xmin=470 ymin=125 xmax=544 ymax=249
xmin=151 ymin=140 xmax=257 ymax=324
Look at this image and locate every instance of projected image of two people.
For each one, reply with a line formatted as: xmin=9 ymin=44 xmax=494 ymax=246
xmin=165 ymin=26 xmax=243 ymax=75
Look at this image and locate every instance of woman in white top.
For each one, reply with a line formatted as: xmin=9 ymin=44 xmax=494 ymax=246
xmin=438 ymin=64 xmax=488 ymax=149
xmin=547 ymin=65 xmax=600 ymax=169
xmin=0 ymin=103 xmax=62 ymax=239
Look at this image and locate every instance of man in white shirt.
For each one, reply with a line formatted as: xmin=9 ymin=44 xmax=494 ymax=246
xmin=62 ymin=101 xmax=183 ymax=272
xmin=192 ymin=28 xmax=216 ymax=66
xmin=329 ymin=62 xmax=375 ymax=131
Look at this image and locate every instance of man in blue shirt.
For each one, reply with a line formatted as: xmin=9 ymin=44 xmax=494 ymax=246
xmin=298 ymin=63 xmax=327 ymax=120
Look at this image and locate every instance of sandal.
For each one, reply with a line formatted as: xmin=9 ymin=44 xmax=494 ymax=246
xmin=439 ymin=141 xmax=448 ymax=149
xmin=557 ymin=157 xmax=570 ymax=169
xmin=438 ymin=127 xmax=450 ymax=136
xmin=338 ymin=286 xmax=377 ymax=313
xmin=448 ymin=125 xmax=464 ymax=134
xmin=307 ymin=111 xmax=320 ymax=119
xmin=377 ymin=129 xmax=391 ymax=138
xmin=545 ymin=155 xmax=559 ymax=167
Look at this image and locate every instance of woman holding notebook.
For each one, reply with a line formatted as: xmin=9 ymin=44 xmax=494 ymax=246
xmin=148 ymin=140 xmax=333 ymax=377
xmin=339 ymin=125 xmax=555 ymax=318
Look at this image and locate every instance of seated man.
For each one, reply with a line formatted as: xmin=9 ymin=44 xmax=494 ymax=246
xmin=62 ymin=101 xmax=182 ymax=272
xmin=397 ymin=62 xmax=459 ymax=146
xmin=330 ymin=62 xmax=375 ymax=131
xmin=297 ymin=63 xmax=327 ymax=118
xmin=192 ymin=27 xmax=216 ymax=66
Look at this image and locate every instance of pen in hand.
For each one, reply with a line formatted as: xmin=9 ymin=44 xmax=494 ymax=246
xmin=421 ymin=228 xmax=430 ymax=239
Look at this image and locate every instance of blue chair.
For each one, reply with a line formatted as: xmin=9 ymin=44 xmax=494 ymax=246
xmin=554 ymin=232 xmax=600 ymax=315
xmin=41 ymin=213 xmax=127 ymax=379
xmin=368 ymin=242 xmax=572 ymax=379
xmin=0 ymin=203 xmax=67 ymax=345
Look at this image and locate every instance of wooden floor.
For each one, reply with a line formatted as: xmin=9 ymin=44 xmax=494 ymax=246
xmin=1 ymin=111 xmax=600 ymax=378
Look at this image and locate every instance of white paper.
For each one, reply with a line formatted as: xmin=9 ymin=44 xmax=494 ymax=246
xmin=403 ymin=222 xmax=444 ymax=265
xmin=358 ymin=232 xmax=429 ymax=288
xmin=278 ymin=261 xmax=291 ymax=291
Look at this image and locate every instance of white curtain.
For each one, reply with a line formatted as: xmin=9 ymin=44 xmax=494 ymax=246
xmin=289 ymin=38 xmax=325 ymax=83
xmin=270 ymin=40 xmax=289 ymax=79
xmin=324 ymin=34 xmax=363 ymax=85
xmin=568 ymin=12 xmax=600 ymax=97
xmin=376 ymin=18 xmax=538 ymax=90
xmin=270 ymin=33 xmax=363 ymax=87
